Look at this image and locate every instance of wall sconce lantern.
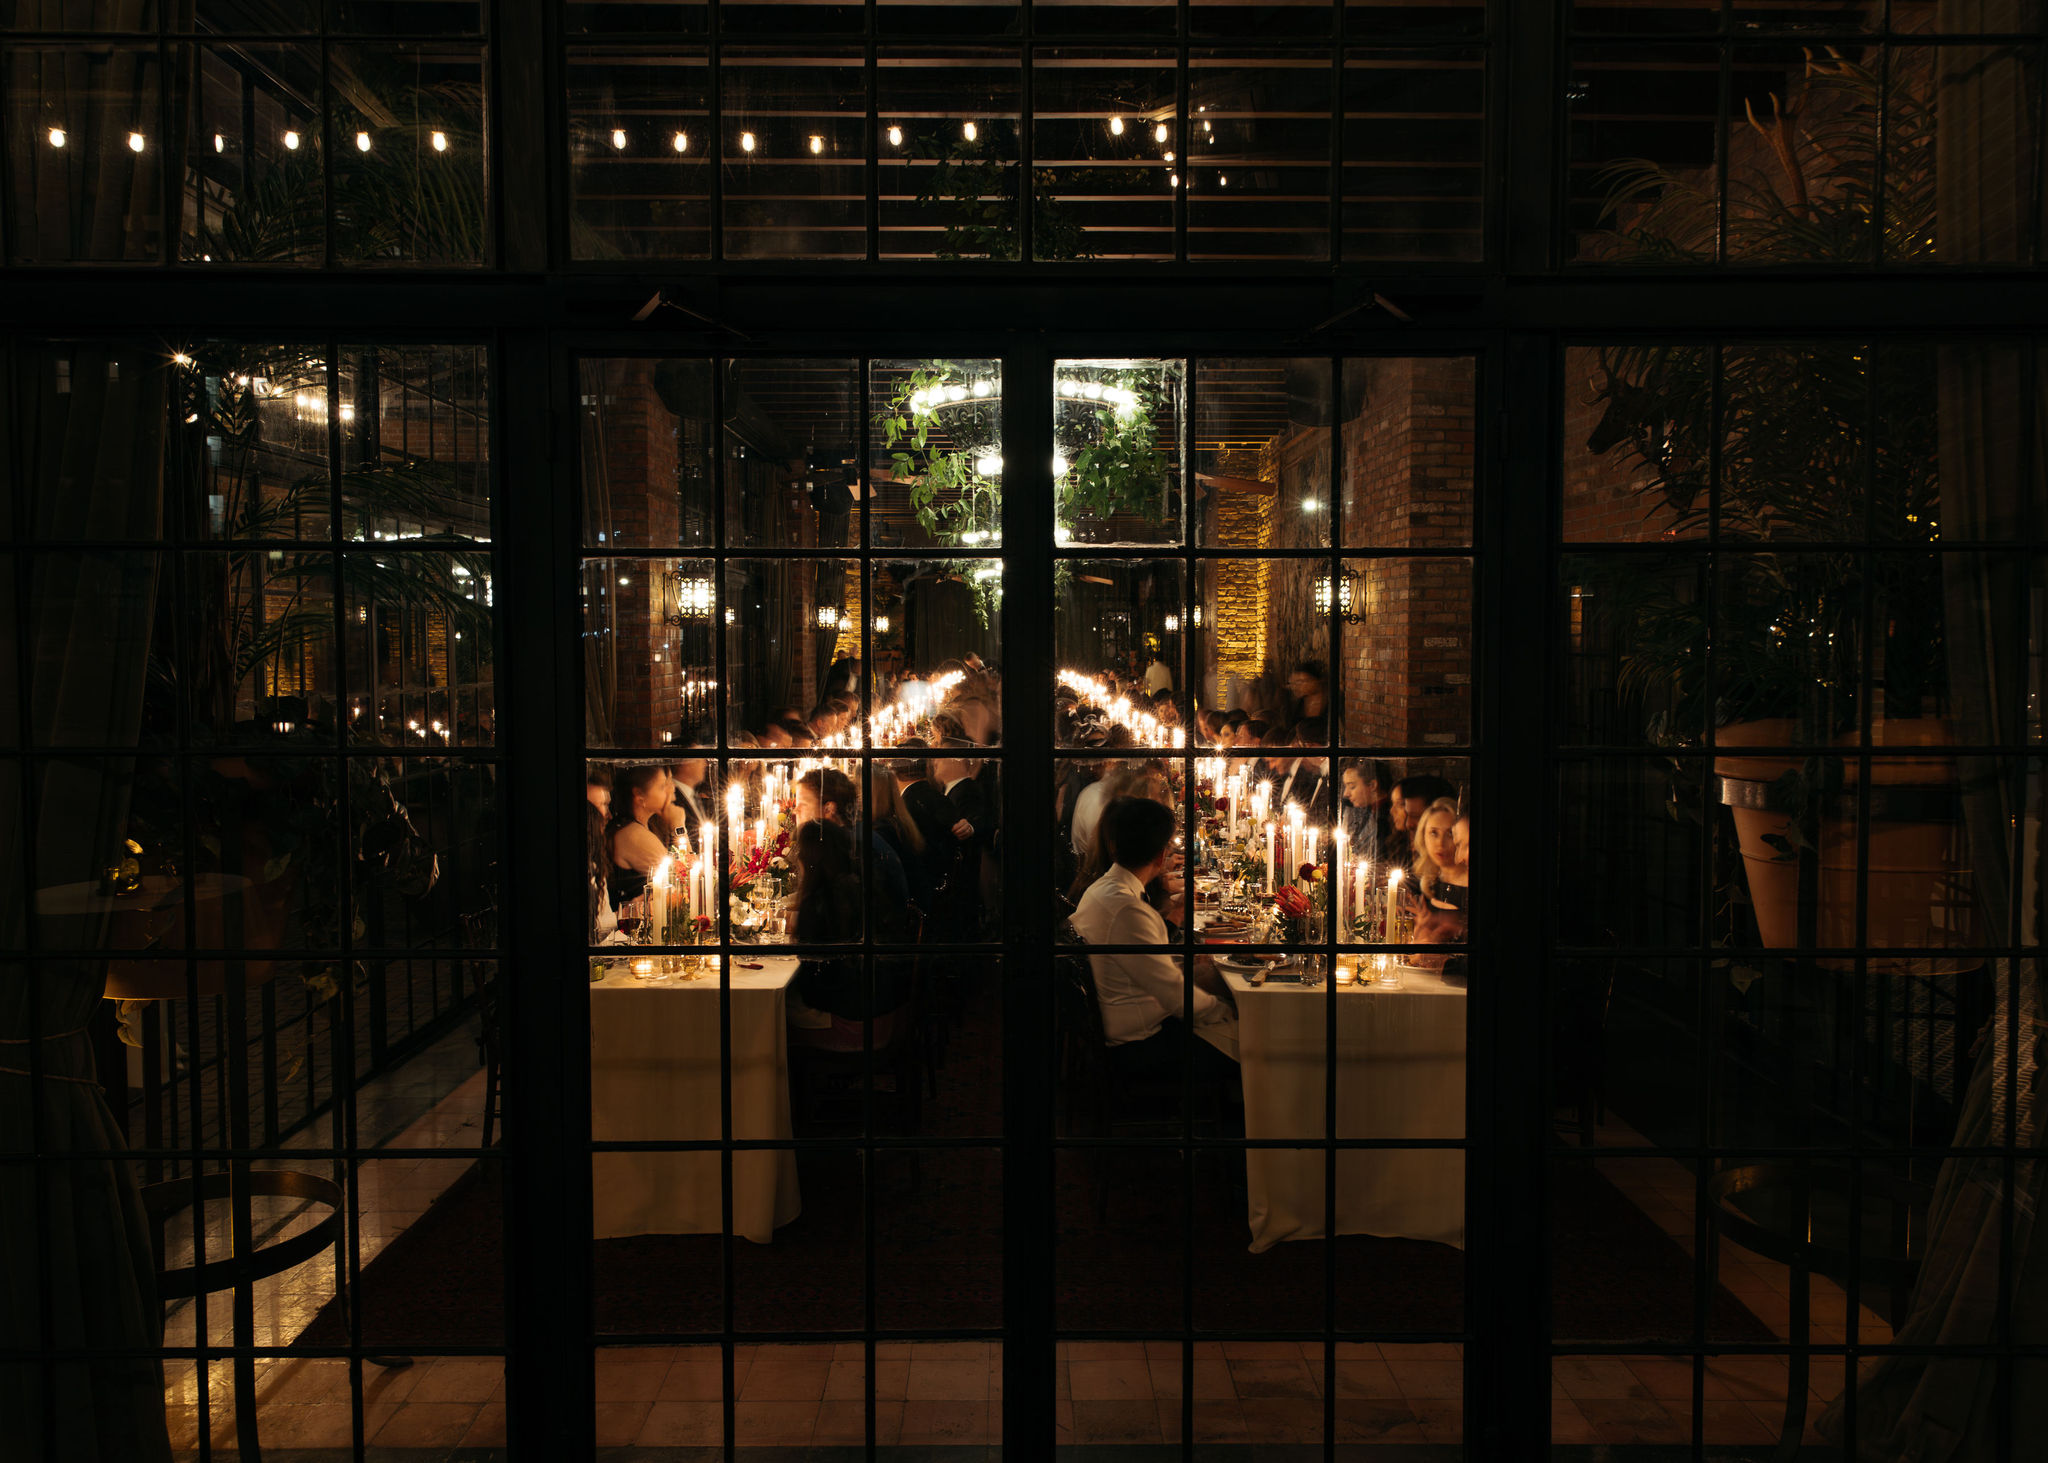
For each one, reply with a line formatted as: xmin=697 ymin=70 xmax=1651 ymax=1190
xmin=816 ymin=604 xmax=843 ymax=630
xmin=1315 ymin=572 xmax=1367 ymax=624
xmin=664 ymin=572 xmax=715 ymax=626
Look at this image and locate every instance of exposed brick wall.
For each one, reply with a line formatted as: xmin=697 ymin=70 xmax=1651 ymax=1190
xmin=1338 ymin=358 xmax=1476 ymax=749
xmin=1560 ymin=347 xmax=1688 ymax=543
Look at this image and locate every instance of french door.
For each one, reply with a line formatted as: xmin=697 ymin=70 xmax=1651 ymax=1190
xmin=514 ymin=337 xmax=1511 ymax=1458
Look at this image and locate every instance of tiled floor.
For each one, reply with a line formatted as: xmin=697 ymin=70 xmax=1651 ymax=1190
xmin=161 ymin=1055 xmax=1881 ymax=1453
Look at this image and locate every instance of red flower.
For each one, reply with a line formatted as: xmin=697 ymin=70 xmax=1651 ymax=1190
xmin=1297 ymin=863 xmax=1317 ymax=882
xmin=693 ymin=915 xmax=713 ymax=932
xmin=1272 ymin=887 xmax=1311 ymax=918
xmin=1214 ymin=796 xmax=1230 ymax=813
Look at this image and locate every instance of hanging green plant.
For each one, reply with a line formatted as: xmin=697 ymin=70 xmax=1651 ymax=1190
xmin=877 ymin=362 xmax=1003 ymax=545
xmin=1057 ymin=380 xmax=1170 ymax=531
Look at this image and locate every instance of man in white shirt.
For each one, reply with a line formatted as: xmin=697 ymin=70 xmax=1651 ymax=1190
xmin=1069 ymin=797 xmax=1239 ymax=1073
xmin=1143 ymin=655 xmax=1174 ymax=697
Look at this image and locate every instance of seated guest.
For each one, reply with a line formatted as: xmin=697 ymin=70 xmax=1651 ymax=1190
xmin=1393 ymin=773 xmax=1458 ymax=833
xmin=607 ymin=765 xmax=671 ymax=907
xmin=798 ymin=766 xmax=915 ymax=943
xmin=1069 ymin=725 xmax=1136 ymax=857
xmin=932 ymin=741 xmax=992 ymax=938
xmin=1405 ymin=797 xmax=1469 ymax=964
xmin=585 ymin=768 xmax=612 ymax=821
xmin=788 ymin=820 xmax=912 ymax=1037
xmin=1339 ymin=758 xmax=1395 ymax=862
xmin=759 ymin=722 xmax=793 ymax=750
xmin=1066 ymin=763 xmax=1172 ymax=908
xmin=1070 ymin=797 xmax=1239 ymax=1076
xmin=870 ymin=771 xmax=933 ymax=920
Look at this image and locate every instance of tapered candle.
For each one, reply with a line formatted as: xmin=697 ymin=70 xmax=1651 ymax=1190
xmin=1334 ymin=829 xmax=1345 ymax=940
xmin=1386 ymin=868 xmax=1403 ymax=946
xmin=754 ymin=816 xmax=765 ymax=851
xmin=1265 ymin=822 xmax=1277 ymax=892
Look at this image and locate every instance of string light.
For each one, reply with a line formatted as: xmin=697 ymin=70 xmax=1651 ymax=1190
xmin=284 ymin=130 xmax=301 ymax=150
xmin=47 ymin=127 xmax=65 ymax=148
xmin=1108 ymin=116 xmax=1124 ymax=136
xmin=355 ymin=131 xmax=372 ymax=153
xmin=1154 ymin=122 xmax=1169 ymax=143
xmin=809 ymin=134 xmax=823 ymax=154
xmin=741 ymin=131 xmax=756 ymax=152
xmin=611 ymin=128 xmax=627 ymax=150
xmin=213 ymin=133 xmax=225 ymax=153
xmin=1163 ymin=150 xmax=1174 ymax=162
xmin=431 ymin=130 xmax=448 ymax=152
xmin=672 ymin=130 xmax=688 ymax=152
xmin=962 ymin=120 xmax=977 ymax=141
xmin=128 ymin=132 xmax=146 ymax=152
xmin=887 ymin=125 xmax=902 ymax=146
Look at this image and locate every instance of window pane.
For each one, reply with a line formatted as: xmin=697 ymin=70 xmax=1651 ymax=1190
xmin=877 ymin=51 xmax=1023 ymax=262
xmin=340 ymin=343 xmax=492 ymax=544
xmin=582 ymin=358 xmax=715 ymax=551
xmin=581 ymin=557 xmax=719 ymax=749
xmin=567 ymin=48 xmax=712 ymax=260
xmin=329 ymin=43 xmax=487 ymax=267
xmin=1055 ymin=357 xmax=1185 ymax=547
xmin=1187 ymin=55 xmax=1331 ymax=262
xmin=5 ymin=43 xmax=168 ymax=262
xmin=1032 ymin=52 xmax=1177 ymax=261
xmin=869 ymin=358 xmax=1004 ymax=548
xmin=186 ymin=44 xmax=325 ymax=266
xmin=721 ymin=49 xmax=866 ymax=259
xmin=1341 ymin=49 xmax=1485 ymax=263
xmin=1340 ymin=355 xmax=1476 ymax=549
xmin=725 ymin=359 xmax=860 ymax=551
xmin=1196 ymin=358 xmax=1331 ymax=550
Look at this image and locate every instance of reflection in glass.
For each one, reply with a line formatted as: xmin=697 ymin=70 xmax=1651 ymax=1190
xmin=720 ymin=49 xmax=866 ymax=259
xmin=5 ymin=44 xmax=167 ymax=263
xmin=566 ymin=48 xmax=711 ymax=260
xmin=877 ymin=52 xmax=1023 ymax=261
xmin=1340 ymin=355 xmax=1474 ymax=549
xmin=328 ymin=44 xmax=487 ymax=267
xmin=1186 ymin=56 xmax=1331 ymax=261
xmin=186 ymin=45 xmax=324 ymax=266
xmin=1030 ymin=53 xmax=1177 ymax=259
xmin=1341 ymin=49 xmax=1485 ymax=263
xmin=1195 ymin=358 xmax=1330 ymax=550
xmin=582 ymin=358 xmax=714 ymax=550
xmin=339 ymin=344 xmax=492 ymax=543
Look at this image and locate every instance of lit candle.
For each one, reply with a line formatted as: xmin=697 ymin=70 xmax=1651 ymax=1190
xmin=1334 ymin=828 xmax=1346 ymax=940
xmin=1386 ymin=868 xmax=1403 ymax=946
xmin=726 ymin=783 xmax=744 ymax=857
xmin=754 ymin=816 xmax=765 ymax=851
xmin=1265 ymin=822 xmax=1277 ymax=892
xmin=1287 ymin=803 xmax=1304 ymax=881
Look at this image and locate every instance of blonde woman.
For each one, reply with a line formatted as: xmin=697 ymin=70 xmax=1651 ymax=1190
xmin=1406 ymin=796 xmax=1469 ymax=954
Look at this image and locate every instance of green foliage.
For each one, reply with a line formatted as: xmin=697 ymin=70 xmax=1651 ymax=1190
xmin=1057 ymin=386 xmax=1169 ymax=531
xmin=878 ymin=363 xmax=1002 ymax=544
xmin=1582 ymin=50 xmax=1944 ymax=745
xmin=910 ymin=123 xmax=1090 ymax=262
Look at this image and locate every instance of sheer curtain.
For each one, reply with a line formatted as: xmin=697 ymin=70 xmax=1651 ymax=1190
xmin=0 ymin=343 xmax=174 ymax=1460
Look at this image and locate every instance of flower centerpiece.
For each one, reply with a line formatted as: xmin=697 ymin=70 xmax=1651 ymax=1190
xmin=1270 ymin=885 xmax=1313 ymax=945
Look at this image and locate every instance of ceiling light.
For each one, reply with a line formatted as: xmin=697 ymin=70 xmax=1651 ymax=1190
xmin=47 ymin=127 xmax=65 ymax=148
xmin=610 ymin=128 xmax=626 ymax=150
xmin=1109 ymin=116 xmax=1124 ymax=136
xmin=975 ymin=453 xmax=1003 ymax=476
xmin=355 ymin=131 xmax=372 ymax=152
xmin=1203 ymin=120 xmax=1212 ymax=133
xmin=809 ymin=134 xmax=823 ymax=154
xmin=1052 ymin=452 xmax=1069 ymax=477
xmin=1163 ymin=151 xmax=1174 ymax=162
xmin=672 ymin=130 xmax=688 ymax=152
xmin=962 ymin=120 xmax=977 ymax=141
xmin=213 ymin=133 xmax=225 ymax=153
xmin=741 ymin=131 xmax=756 ymax=153
xmin=283 ymin=130 xmax=300 ymax=150
xmin=1154 ymin=122 xmax=1169 ymax=143
xmin=1169 ymin=173 xmax=1179 ymax=187
xmin=128 ymin=132 xmax=146 ymax=152
xmin=431 ymin=131 xmax=448 ymax=152
xmin=888 ymin=125 xmax=902 ymax=146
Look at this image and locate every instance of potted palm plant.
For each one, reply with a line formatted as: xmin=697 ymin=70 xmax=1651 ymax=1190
xmin=1582 ymin=49 xmax=1964 ymax=954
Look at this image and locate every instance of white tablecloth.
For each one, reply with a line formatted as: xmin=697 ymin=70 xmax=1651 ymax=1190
xmin=1223 ymin=966 xmax=1467 ymax=1252
xmin=590 ymin=956 xmax=802 ymax=1243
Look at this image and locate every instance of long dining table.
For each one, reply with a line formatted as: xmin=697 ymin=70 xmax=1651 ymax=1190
xmin=1220 ymin=962 xmax=1468 ymax=1253
xmin=588 ymin=954 xmax=803 ymax=1243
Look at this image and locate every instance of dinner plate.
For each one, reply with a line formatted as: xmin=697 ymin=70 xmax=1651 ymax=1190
xmin=1215 ymin=953 xmax=1278 ymax=974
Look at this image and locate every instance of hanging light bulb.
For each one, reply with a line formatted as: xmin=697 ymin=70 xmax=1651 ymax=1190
xmin=1203 ymin=119 xmax=1212 ymax=133
xmin=672 ymin=130 xmax=689 ymax=152
xmin=887 ymin=124 xmax=902 ymax=146
xmin=213 ymin=133 xmax=225 ymax=153
xmin=1163 ymin=150 xmax=1174 ymax=162
xmin=1219 ymin=174 xmax=1228 ymax=186
xmin=1108 ymin=115 xmax=1124 ymax=136
xmin=355 ymin=130 xmax=372 ymax=153
xmin=283 ymin=129 xmax=301 ymax=150
xmin=610 ymin=128 xmax=627 ymax=150
xmin=431 ymin=130 xmax=449 ymax=152
xmin=975 ymin=452 xmax=1003 ymax=476
xmin=47 ymin=127 xmax=65 ymax=148
xmin=740 ymin=131 xmax=756 ymax=152
xmin=962 ymin=119 xmax=977 ymax=141
xmin=128 ymin=132 xmax=146 ymax=152
xmin=1169 ymin=172 xmax=1179 ymax=187
xmin=1154 ymin=122 xmax=1169 ymax=143
xmin=809 ymin=134 xmax=823 ymax=154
